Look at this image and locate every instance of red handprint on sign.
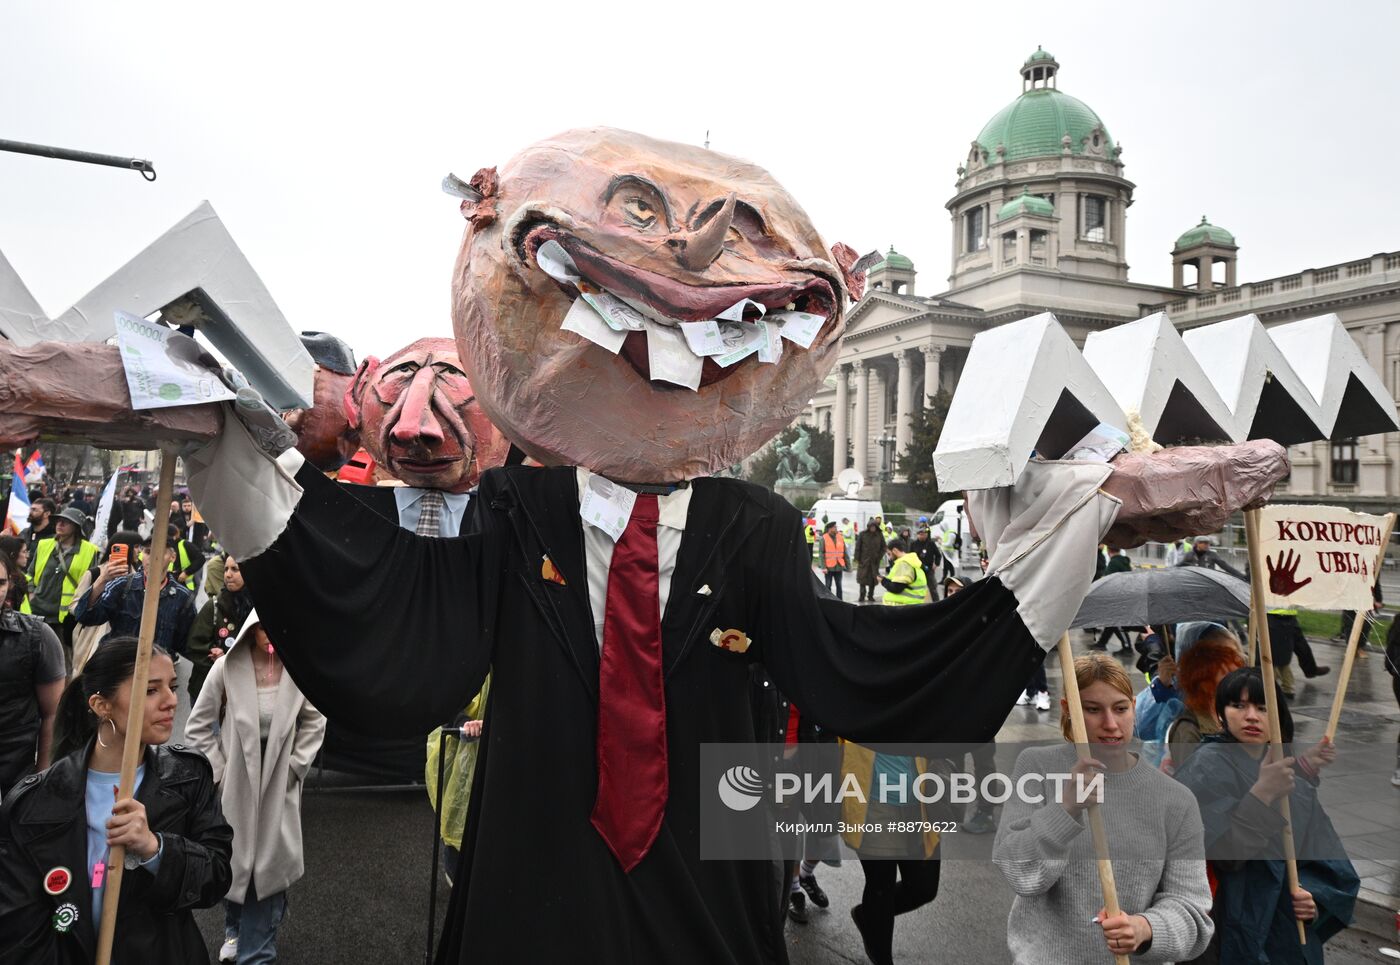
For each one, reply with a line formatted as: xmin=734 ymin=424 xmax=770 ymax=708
xmin=1266 ymin=549 xmax=1313 ymax=597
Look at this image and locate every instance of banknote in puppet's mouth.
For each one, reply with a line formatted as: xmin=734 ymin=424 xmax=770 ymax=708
xmin=517 ymin=223 xmax=834 ymax=391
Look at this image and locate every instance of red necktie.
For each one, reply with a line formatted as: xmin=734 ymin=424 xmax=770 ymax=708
xmin=591 ymin=493 xmax=667 ymax=872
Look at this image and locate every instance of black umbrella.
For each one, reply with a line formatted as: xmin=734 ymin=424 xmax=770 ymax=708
xmin=1071 ymin=566 xmax=1251 ymax=629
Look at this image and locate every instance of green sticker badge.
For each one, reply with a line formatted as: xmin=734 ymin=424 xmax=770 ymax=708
xmin=52 ymin=901 xmax=78 ymax=934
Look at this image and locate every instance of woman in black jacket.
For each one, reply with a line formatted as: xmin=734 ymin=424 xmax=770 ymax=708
xmin=0 ymin=636 xmax=233 ymax=964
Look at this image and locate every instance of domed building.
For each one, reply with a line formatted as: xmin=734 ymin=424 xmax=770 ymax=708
xmin=805 ymin=49 xmax=1400 ymax=508
xmin=949 ymin=47 xmax=1133 ymax=291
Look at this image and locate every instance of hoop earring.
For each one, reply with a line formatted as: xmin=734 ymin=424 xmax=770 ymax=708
xmin=96 ymin=717 xmax=117 ymax=749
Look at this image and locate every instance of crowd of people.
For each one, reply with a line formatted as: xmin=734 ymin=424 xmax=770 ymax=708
xmin=0 ymin=481 xmax=325 ymax=964
xmin=0 ymin=475 xmax=1397 ymax=964
xmin=776 ymin=516 xmax=1398 ymax=964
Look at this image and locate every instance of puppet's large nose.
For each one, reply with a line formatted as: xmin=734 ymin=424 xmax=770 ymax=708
xmin=668 ymin=193 xmax=735 ymax=271
xmin=391 ymin=367 xmax=445 ymax=445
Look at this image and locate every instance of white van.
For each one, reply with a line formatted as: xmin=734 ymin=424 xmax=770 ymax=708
xmin=808 ymin=497 xmax=884 ymax=533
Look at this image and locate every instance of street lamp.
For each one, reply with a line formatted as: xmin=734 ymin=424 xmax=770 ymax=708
xmin=876 ymin=432 xmax=896 ymax=482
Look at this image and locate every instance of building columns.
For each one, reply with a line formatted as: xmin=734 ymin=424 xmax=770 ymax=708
xmin=833 ymin=366 xmax=849 ymax=472
xmin=895 ymin=350 xmax=914 ymax=480
xmin=920 ymin=344 xmax=944 ymax=402
xmin=852 ymin=360 xmax=869 ymax=479
xmin=1198 ymin=254 xmax=1212 ymax=289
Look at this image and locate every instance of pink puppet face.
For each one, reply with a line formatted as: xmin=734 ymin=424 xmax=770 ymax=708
xmin=344 ymin=338 xmax=509 ymax=493
xmin=450 ymin=128 xmax=857 ymax=483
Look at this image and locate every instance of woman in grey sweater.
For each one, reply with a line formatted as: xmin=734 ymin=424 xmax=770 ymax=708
xmin=994 ymin=653 xmax=1214 ymax=963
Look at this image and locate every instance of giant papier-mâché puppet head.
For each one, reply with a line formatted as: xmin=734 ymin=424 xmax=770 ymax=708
xmin=451 ymin=128 xmax=865 ymax=483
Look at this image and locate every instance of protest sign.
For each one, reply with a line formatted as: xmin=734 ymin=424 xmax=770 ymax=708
xmin=114 ymin=310 xmax=234 ymax=410
xmin=1256 ymin=504 xmax=1388 ymax=610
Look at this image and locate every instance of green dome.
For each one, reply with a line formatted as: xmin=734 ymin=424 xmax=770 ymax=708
xmin=1025 ymin=46 xmax=1056 ymax=64
xmin=1175 ymin=216 xmax=1236 ymax=249
xmin=976 ymin=88 xmax=1114 ymax=163
xmin=998 ymin=189 xmax=1054 ymax=220
xmin=871 ymin=245 xmax=913 ymax=272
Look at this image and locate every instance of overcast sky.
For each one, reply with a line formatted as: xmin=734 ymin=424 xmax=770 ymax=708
xmin=3 ymin=1 xmax=1398 ymax=361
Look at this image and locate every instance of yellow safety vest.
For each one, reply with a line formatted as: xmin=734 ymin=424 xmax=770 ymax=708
xmin=882 ymin=554 xmax=928 ymax=606
xmin=22 ymin=538 xmax=99 ymax=622
xmin=1267 ymin=607 xmax=1298 ymax=617
xmin=169 ymin=541 xmax=196 ymax=591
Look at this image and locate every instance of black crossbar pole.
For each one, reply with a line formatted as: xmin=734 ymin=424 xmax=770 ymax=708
xmin=0 ymin=138 xmax=156 ymax=180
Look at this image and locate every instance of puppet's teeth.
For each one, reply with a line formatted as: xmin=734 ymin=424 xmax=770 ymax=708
xmin=769 ymin=310 xmax=826 ymax=350
xmin=536 ymin=240 xmax=580 ymax=284
xmin=617 ymin=294 xmax=686 ymax=327
xmin=580 ymin=291 xmax=646 ymax=331
xmin=561 ymin=296 xmax=626 ymax=353
xmin=642 ymin=320 xmax=703 ymax=390
xmin=714 ymin=297 xmax=766 ymax=322
xmin=713 ymin=321 xmax=767 ymax=367
xmin=679 ymin=320 xmax=726 ymax=356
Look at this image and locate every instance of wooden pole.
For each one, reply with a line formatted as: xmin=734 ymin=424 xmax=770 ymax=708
xmin=1245 ymin=512 xmax=1260 ymax=667
xmin=1325 ymin=512 xmax=1396 ymax=740
xmin=1056 ymin=632 xmax=1130 ymax=965
xmin=1243 ymin=507 xmax=1307 ymax=946
xmin=95 ymin=451 xmax=177 ymax=965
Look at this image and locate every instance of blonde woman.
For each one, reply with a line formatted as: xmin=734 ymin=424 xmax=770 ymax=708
xmin=993 ymin=653 xmax=1213 ymax=963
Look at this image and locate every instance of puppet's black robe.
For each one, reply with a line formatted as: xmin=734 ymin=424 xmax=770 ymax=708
xmin=240 ymin=462 xmax=1045 ymax=964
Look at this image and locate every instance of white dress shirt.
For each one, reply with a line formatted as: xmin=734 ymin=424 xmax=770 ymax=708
xmin=393 ymin=487 xmax=472 ymax=538
xmin=574 ymin=468 xmax=692 ymax=653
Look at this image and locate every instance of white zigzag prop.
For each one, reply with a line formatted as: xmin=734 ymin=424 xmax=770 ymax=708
xmin=935 ymin=312 xmax=1129 ymax=490
xmin=1083 ymin=312 xmax=1237 ymax=446
xmin=934 ymin=311 xmax=1398 ymax=491
xmin=0 ymin=201 xmax=313 ymax=410
xmin=1179 ymin=314 xmax=1325 ymax=446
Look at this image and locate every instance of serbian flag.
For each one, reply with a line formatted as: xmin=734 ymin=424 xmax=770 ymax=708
xmin=22 ymin=450 xmax=45 ymax=485
xmin=5 ymin=452 xmax=30 ymax=535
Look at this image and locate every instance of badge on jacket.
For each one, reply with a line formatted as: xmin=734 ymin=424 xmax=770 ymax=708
xmin=52 ymin=902 xmax=78 ymax=934
xmin=710 ymin=628 xmax=751 ymax=653
xmin=541 ymin=555 xmax=566 ymax=586
xmin=43 ymin=866 xmax=71 ymax=896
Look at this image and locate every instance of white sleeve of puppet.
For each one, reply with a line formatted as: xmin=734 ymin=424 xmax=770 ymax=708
xmin=183 ymin=413 xmax=306 ymax=562
xmin=967 ymin=460 xmax=1120 ymax=652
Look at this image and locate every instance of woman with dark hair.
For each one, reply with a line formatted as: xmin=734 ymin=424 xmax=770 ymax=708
xmin=994 ymin=653 xmax=1213 ymax=964
xmin=0 ymin=637 xmax=233 ymax=963
xmin=1175 ymin=668 xmax=1358 ymax=963
xmin=185 ymin=554 xmax=255 ymax=704
xmin=0 ymin=536 xmax=30 ymax=610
